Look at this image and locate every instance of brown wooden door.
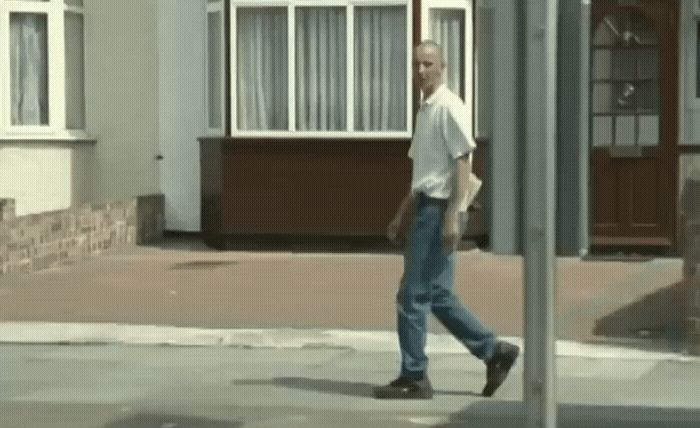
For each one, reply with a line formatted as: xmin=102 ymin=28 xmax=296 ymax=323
xmin=590 ymin=0 xmax=678 ymax=251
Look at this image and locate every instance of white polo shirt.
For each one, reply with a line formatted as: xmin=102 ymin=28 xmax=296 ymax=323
xmin=408 ymin=84 xmax=476 ymax=200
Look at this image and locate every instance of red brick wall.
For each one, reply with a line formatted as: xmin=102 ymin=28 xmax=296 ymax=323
xmin=0 ymin=195 xmax=163 ymax=276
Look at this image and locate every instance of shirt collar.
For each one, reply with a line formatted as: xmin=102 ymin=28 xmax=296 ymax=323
xmin=422 ymin=84 xmax=446 ymax=106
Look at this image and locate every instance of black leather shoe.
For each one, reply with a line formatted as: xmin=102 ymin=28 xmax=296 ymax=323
xmin=374 ymin=376 xmax=434 ymax=399
xmin=482 ymin=341 xmax=520 ymax=397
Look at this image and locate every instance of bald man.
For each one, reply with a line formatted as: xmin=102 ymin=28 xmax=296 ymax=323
xmin=375 ymin=41 xmax=519 ymax=400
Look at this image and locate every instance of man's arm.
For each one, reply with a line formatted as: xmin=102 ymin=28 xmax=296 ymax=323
xmin=387 ymin=188 xmax=414 ymax=243
xmin=395 ymin=189 xmax=415 ymax=223
xmin=443 ymin=153 xmax=472 ymax=250
xmin=447 ymin=153 xmax=472 ymax=217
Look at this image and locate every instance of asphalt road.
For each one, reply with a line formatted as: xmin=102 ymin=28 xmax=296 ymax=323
xmin=2 ymin=343 xmax=700 ymax=427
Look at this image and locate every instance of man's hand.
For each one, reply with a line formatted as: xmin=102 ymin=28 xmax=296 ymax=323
xmin=387 ymin=216 xmax=402 ymax=244
xmin=442 ymin=211 xmax=459 ymax=251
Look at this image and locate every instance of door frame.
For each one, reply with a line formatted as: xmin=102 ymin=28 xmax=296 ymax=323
xmin=589 ymin=0 xmax=680 ymax=254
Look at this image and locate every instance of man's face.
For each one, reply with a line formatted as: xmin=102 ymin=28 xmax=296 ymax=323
xmin=413 ymin=45 xmax=443 ymax=93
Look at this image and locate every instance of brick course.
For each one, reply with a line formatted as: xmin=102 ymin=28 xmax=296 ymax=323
xmin=682 ymin=233 xmax=700 ymax=354
xmin=0 ymin=195 xmax=163 ymax=276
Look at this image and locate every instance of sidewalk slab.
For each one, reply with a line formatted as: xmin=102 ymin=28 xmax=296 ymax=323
xmin=0 ymin=240 xmax=687 ymax=353
xmin=1 ymin=323 xmax=698 ymax=363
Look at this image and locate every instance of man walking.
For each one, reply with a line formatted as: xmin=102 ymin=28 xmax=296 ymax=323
xmin=374 ymin=40 xmax=519 ymax=400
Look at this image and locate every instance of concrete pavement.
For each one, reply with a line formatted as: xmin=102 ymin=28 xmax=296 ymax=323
xmin=1 ymin=343 xmax=699 ymax=428
xmin=0 ymin=237 xmax=687 ymax=350
xmin=1 ymin=238 xmax=699 ymax=426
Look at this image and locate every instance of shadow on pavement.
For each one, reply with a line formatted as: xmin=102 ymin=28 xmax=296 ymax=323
xmin=232 ymin=377 xmax=483 ymax=398
xmin=434 ymin=401 xmax=700 ymax=428
xmin=232 ymin=377 xmax=376 ymax=397
xmin=103 ymin=413 xmax=243 ymax=428
xmin=594 ymin=280 xmax=686 ymax=350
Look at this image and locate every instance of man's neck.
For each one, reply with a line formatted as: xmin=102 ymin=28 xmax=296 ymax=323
xmin=422 ymin=83 xmax=442 ymax=101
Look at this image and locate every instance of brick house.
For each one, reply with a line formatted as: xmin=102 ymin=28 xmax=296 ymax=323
xmin=2 ymin=0 xmax=700 ymax=258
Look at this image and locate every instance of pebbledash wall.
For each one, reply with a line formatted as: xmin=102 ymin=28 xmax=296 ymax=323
xmin=0 ymin=195 xmax=164 ymax=276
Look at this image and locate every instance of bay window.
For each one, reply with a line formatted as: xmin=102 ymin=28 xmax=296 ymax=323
xmin=1 ymin=0 xmax=86 ymax=135
xmin=206 ymin=0 xmax=412 ymax=137
xmin=422 ymin=0 xmax=473 ymax=103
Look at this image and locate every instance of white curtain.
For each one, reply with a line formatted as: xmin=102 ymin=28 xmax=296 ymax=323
xmin=237 ymin=8 xmax=288 ymax=131
xmin=207 ymin=11 xmax=223 ymax=130
xmin=354 ymin=6 xmax=406 ymax=131
xmin=430 ymin=9 xmax=464 ymax=100
xmin=65 ymin=12 xmax=85 ymax=130
xmin=296 ymin=8 xmax=346 ymax=131
xmin=10 ymin=13 xmax=49 ymax=126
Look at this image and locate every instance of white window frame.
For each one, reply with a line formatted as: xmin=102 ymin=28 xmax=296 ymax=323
xmin=206 ymin=0 xmax=226 ymax=135
xmin=421 ymin=0 xmax=475 ymax=136
xmin=690 ymin=1 xmax=700 ymax=109
xmin=0 ymin=0 xmax=87 ymax=140
xmin=229 ymin=0 xmax=413 ymax=139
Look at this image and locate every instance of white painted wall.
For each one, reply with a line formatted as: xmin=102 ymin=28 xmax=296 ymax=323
xmin=85 ymin=0 xmax=161 ymax=205
xmin=0 ymin=142 xmax=93 ymax=216
xmin=157 ymin=0 xmax=207 ymax=231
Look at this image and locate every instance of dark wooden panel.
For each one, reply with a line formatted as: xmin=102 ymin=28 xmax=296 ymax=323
xmin=199 ymin=137 xmax=489 ymax=239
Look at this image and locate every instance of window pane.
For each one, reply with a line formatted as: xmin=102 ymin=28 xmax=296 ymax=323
xmin=697 ymin=21 xmax=700 ymax=98
xmin=65 ymin=0 xmax=84 ymax=6
xmin=615 ymin=115 xmax=635 ymax=147
xmin=354 ymin=6 xmax=406 ymax=131
xmin=637 ymin=48 xmax=659 ymax=80
xmin=207 ymin=11 xmax=223 ymax=130
xmin=65 ymin=12 xmax=85 ymax=130
xmin=296 ymin=7 xmax=346 ymax=131
xmin=593 ymin=83 xmax=613 ymax=114
xmin=592 ymin=50 xmax=612 ymax=80
xmin=593 ymin=116 xmax=613 ymax=147
xmin=10 ymin=13 xmax=49 ymax=126
xmin=429 ymin=9 xmax=465 ymax=100
xmin=237 ymin=8 xmax=288 ymax=131
xmin=639 ymin=115 xmax=658 ymax=147
xmin=612 ymin=49 xmax=636 ymax=80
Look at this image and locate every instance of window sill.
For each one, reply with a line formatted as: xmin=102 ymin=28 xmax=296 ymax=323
xmin=225 ymin=131 xmax=413 ymax=140
xmin=0 ymin=131 xmax=96 ymax=144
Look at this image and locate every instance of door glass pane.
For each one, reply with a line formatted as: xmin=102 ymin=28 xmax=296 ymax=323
xmin=593 ymin=17 xmax=617 ymax=46
xmin=237 ymin=8 xmax=288 ymax=131
xmin=207 ymin=11 xmax=223 ymax=130
xmin=592 ymin=50 xmax=612 ymax=80
xmin=65 ymin=12 xmax=85 ymax=130
xmin=594 ymin=13 xmax=658 ymax=47
xmin=637 ymin=48 xmax=659 ymax=79
xmin=637 ymin=80 xmax=660 ymax=112
xmin=615 ymin=115 xmax=635 ymax=147
xmin=593 ymin=116 xmax=613 ymax=147
xmin=354 ymin=6 xmax=407 ymax=131
xmin=638 ymin=115 xmax=659 ymax=147
xmin=593 ymin=83 xmax=613 ymax=114
xmin=10 ymin=13 xmax=49 ymax=126
xmin=612 ymin=49 xmax=636 ymax=80
xmin=591 ymin=11 xmax=660 ymax=148
xmin=429 ymin=9 xmax=465 ymax=100
xmin=296 ymin=7 xmax=346 ymax=131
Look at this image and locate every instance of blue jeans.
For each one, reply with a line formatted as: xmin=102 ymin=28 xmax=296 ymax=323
xmin=397 ymin=193 xmax=497 ymax=379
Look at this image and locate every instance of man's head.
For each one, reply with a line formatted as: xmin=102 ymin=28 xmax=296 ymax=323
xmin=413 ymin=40 xmax=445 ymax=96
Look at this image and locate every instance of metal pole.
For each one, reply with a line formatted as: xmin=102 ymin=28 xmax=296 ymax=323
xmin=579 ymin=0 xmax=591 ymax=257
xmin=523 ymin=0 xmax=558 ymax=426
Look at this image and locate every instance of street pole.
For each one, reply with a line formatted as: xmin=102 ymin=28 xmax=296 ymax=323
xmin=523 ymin=0 xmax=558 ymax=426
